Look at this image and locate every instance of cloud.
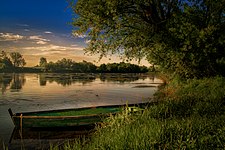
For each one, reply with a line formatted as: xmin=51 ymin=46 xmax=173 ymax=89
xmin=36 ymin=41 xmax=48 ymax=45
xmin=23 ymin=44 xmax=84 ymax=53
xmin=44 ymin=31 xmax=52 ymax=34
xmin=71 ymin=44 xmax=79 ymax=47
xmin=0 ymin=33 xmax=24 ymax=41
xmin=16 ymin=24 xmax=29 ymax=27
xmin=29 ymin=35 xmax=50 ymax=45
xmin=29 ymin=35 xmax=49 ymax=41
xmin=73 ymin=32 xmax=87 ymax=38
xmin=85 ymin=39 xmax=91 ymax=44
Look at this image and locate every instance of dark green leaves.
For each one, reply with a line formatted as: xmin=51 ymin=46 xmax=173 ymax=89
xmin=71 ymin=0 xmax=225 ymax=78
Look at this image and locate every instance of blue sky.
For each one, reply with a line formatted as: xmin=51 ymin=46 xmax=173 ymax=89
xmin=0 ymin=0 xmax=73 ymax=33
xmin=0 ymin=0 xmax=148 ymax=66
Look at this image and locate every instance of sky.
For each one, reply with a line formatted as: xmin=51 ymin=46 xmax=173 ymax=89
xmin=0 ymin=0 xmax=149 ymax=67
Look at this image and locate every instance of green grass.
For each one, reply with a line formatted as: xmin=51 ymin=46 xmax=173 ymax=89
xmin=1 ymin=139 xmax=8 ymax=150
xmin=51 ymin=76 xmax=225 ymax=150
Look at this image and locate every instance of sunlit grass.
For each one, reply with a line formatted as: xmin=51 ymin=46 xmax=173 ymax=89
xmin=51 ymin=76 xmax=225 ymax=150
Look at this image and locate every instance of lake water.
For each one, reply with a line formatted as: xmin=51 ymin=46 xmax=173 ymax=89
xmin=0 ymin=73 xmax=162 ymax=149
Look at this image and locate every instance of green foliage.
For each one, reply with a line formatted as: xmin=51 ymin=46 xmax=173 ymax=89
xmin=44 ymin=59 xmax=97 ymax=73
xmin=0 ymin=51 xmax=28 ymax=72
xmin=39 ymin=57 xmax=47 ymax=67
xmin=71 ymin=0 xmax=225 ymax=78
xmin=56 ymin=77 xmax=225 ymax=149
xmin=73 ymin=61 xmax=97 ymax=73
xmin=152 ymin=77 xmax=225 ymax=118
xmin=159 ymin=1 xmax=225 ymax=78
xmin=0 ymin=51 xmax=13 ymax=69
xmin=10 ymin=52 xmax=26 ymax=67
xmin=43 ymin=58 xmax=148 ymax=73
xmin=97 ymin=62 xmax=148 ymax=73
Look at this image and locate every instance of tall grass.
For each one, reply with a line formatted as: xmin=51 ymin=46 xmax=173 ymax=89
xmin=52 ymin=76 xmax=225 ymax=150
xmin=1 ymin=139 xmax=8 ymax=150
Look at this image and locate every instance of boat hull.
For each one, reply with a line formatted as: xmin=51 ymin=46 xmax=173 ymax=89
xmin=9 ymin=102 xmax=149 ymax=129
xmin=12 ymin=115 xmax=105 ymax=128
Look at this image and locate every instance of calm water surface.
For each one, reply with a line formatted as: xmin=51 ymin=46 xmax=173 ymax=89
xmin=0 ymin=73 xmax=162 ymax=149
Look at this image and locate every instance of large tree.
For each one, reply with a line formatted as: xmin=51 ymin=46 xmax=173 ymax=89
xmin=0 ymin=51 xmax=13 ymax=69
xmin=39 ymin=57 xmax=47 ymax=67
xmin=71 ymin=0 xmax=225 ymax=78
xmin=10 ymin=52 xmax=26 ymax=67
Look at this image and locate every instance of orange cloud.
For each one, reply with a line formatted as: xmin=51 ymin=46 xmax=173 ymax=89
xmin=0 ymin=33 xmax=24 ymax=41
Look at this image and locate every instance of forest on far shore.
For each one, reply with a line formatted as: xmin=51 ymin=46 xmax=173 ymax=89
xmin=0 ymin=51 xmax=151 ymax=73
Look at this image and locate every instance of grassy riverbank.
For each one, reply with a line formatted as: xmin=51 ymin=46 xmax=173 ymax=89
xmin=51 ymin=76 xmax=225 ymax=150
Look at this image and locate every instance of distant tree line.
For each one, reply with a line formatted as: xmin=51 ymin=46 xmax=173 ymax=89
xmin=97 ymin=62 xmax=148 ymax=73
xmin=40 ymin=58 xmax=97 ymax=73
xmin=0 ymin=51 xmax=26 ymax=72
xmin=38 ymin=57 xmax=149 ymax=73
xmin=0 ymin=51 xmax=149 ymax=73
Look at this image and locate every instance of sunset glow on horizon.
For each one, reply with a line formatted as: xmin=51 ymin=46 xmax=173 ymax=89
xmin=0 ymin=0 xmax=149 ymax=67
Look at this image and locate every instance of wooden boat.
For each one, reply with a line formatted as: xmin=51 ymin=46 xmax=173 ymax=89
xmin=9 ymin=125 xmax=95 ymax=143
xmin=8 ymin=103 xmax=147 ymax=129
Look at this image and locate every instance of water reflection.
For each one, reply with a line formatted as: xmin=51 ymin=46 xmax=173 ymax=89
xmin=38 ymin=73 xmax=152 ymax=86
xmin=0 ymin=73 xmax=162 ymax=149
xmin=39 ymin=74 xmax=47 ymax=86
xmin=0 ymin=74 xmax=12 ymax=94
xmin=9 ymin=126 xmax=94 ymax=149
xmin=99 ymin=73 xmax=150 ymax=83
xmin=0 ymin=73 xmax=156 ymax=93
xmin=38 ymin=73 xmax=96 ymax=86
xmin=10 ymin=74 xmax=26 ymax=91
xmin=0 ymin=74 xmax=26 ymax=94
xmin=11 ymin=125 xmax=94 ymax=141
